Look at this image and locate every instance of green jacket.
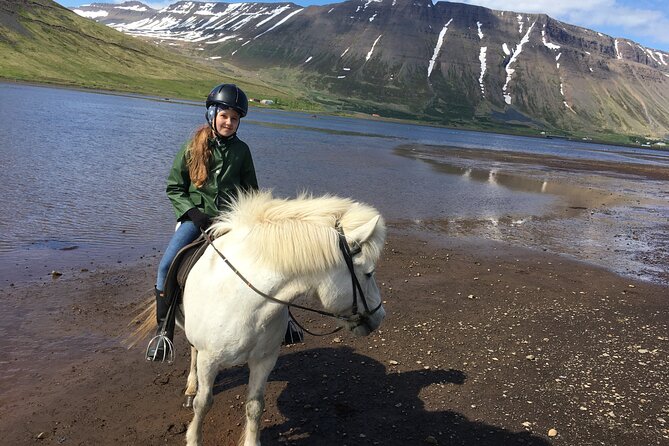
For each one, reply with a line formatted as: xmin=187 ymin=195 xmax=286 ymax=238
xmin=166 ymin=135 xmax=258 ymax=220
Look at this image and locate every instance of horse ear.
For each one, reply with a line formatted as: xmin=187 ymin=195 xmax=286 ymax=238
xmin=348 ymin=215 xmax=381 ymax=244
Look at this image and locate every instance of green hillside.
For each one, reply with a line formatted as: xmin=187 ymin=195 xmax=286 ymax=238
xmin=0 ymin=0 xmax=292 ymax=102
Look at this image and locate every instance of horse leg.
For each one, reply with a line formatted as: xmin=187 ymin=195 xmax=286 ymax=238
xmin=240 ymin=352 xmax=280 ymax=446
xmin=185 ymin=352 xmax=218 ymax=446
xmin=183 ymin=345 xmax=198 ymax=408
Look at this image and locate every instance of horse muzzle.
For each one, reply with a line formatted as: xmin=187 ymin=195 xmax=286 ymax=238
xmin=349 ymin=306 xmax=385 ymax=337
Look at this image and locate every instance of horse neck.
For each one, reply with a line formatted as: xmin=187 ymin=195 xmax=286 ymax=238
xmin=271 ymin=279 xmax=314 ymax=304
xmin=210 ymin=230 xmax=322 ymax=307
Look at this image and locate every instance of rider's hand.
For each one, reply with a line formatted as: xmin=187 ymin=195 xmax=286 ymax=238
xmin=186 ymin=207 xmax=211 ymax=231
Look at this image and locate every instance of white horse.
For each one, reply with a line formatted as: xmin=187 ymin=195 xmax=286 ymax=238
xmin=141 ymin=191 xmax=387 ymax=446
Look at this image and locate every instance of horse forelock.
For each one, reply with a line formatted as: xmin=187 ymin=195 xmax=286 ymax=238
xmin=209 ymin=190 xmax=385 ymax=275
xmin=338 ymin=202 xmax=386 ymax=265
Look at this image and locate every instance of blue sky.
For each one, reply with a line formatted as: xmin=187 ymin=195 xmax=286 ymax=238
xmin=57 ymin=0 xmax=669 ymax=52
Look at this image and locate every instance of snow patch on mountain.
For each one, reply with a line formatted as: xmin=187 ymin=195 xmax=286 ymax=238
xmin=428 ymin=18 xmax=453 ymax=78
xmin=116 ymin=5 xmax=147 ymax=12
xmin=205 ymin=35 xmax=236 ymax=44
xmin=542 ymin=27 xmax=560 ymax=50
xmin=164 ymin=2 xmax=196 ymax=15
xmin=655 ymin=52 xmax=666 ymax=65
xmin=256 ymin=5 xmax=292 ymax=27
xmin=645 ymin=49 xmax=659 ymax=64
xmin=73 ymin=9 xmax=108 ymax=19
xmin=366 ymin=34 xmax=383 ymax=61
xmin=479 ymin=46 xmax=487 ymax=96
xmin=254 ymin=8 xmax=302 ymax=39
xmin=503 ymin=21 xmax=535 ymax=105
xmin=502 ymin=43 xmax=510 ymax=56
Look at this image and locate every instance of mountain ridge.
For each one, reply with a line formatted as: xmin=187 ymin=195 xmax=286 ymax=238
xmin=70 ymin=0 xmax=669 ymax=139
xmin=3 ymin=0 xmax=667 ymax=141
xmin=0 ymin=0 xmax=295 ymax=103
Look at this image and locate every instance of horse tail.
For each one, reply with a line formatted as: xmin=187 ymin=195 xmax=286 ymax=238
xmin=122 ymin=295 xmax=157 ymax=349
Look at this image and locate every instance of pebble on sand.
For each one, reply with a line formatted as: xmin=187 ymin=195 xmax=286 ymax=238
xmin=548 ymin=428 xmax=558 ymax=437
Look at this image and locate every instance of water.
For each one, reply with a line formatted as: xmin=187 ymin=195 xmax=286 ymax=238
xmin=1 ymin=82 xmax=668 ymax=283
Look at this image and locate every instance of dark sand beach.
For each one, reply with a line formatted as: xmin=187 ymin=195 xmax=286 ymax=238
xmin=1 ymin=148 xmax=667 ymax=445
xmin=0 ymin=231 xmax=667 ymax=445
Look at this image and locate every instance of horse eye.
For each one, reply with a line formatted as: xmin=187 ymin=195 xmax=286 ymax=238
xmin=365 ymin=271 xmax=374 ymax=278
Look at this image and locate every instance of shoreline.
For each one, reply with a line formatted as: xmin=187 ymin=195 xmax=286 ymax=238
xmin=3 ymin=79 xmax=667 ymax=151
xmin=1 ymin=229 xmax=667 ymax=445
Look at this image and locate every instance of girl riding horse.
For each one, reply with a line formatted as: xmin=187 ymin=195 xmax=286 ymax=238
xmin=149 ymin=84 xmax=257 ymax=360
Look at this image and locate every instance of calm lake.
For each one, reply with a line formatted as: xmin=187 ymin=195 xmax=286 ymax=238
xmin=1 ymin=83 xmax=667 ymax=283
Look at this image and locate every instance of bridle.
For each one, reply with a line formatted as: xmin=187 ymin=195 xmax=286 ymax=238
xmin=335 ymin=225 xmax=383 ymax=318
xmin=201 ymin=224 xmax=382 ymax=335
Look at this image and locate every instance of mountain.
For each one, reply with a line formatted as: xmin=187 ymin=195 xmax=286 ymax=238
xmin=0 ymin=0 xmax=287 ymax=101
xmin=35 ymin=1 xmax=669 ymax=139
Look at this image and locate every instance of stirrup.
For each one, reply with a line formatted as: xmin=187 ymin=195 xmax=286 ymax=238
xmin=282 ymin=319 xmax=304 ymax=345
xmin=145 ymin=332 xmax=175 ymax=363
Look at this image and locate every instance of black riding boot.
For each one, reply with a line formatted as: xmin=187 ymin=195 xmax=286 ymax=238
xmin=146 ymin=287 xmax=170 ymax=361
xmin=155 ymin=287 xmax=168 ymax=326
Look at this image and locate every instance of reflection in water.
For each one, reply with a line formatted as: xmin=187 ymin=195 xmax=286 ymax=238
xmin=396 ymin=146 xmax=669 ymax=284
xmin=415 ymin=153 xmax=624 ymax=212
xmin=488 ymin=169 xmax=497 ymax=185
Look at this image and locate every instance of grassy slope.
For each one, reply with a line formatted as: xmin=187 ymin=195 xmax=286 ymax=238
xmin=0 ymin=0 xmax=296 ymax=103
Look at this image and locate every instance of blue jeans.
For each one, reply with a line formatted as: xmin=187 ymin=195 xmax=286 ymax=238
xmin=155 ymin=220 xmax=201 ymax=291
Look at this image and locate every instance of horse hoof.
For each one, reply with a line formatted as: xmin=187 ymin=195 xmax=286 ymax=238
xmin=183 ymin=395 xmax=194 ymax=408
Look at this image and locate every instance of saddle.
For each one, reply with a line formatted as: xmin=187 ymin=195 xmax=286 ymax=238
xmin=163 ymin=234 xmax=210 ymax=307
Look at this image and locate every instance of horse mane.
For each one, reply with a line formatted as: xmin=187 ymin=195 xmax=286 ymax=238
xmin=209 ymin=190 xmax=386 ymax=276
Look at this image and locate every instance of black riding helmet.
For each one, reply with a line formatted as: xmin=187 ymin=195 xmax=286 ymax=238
xmin=205 ymin=83 xmax=248 ymax=120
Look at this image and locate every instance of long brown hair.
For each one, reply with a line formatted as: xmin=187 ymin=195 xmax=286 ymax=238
xmin=187 ymin=124 xmax=214 ymax=188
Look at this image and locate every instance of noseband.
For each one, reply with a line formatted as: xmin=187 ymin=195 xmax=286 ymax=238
xmin=201 ymin=225 xmax=381 ymax=335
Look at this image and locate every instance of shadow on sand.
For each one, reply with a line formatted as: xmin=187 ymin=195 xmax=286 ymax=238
xmin=211 ymin=346 xmax=550 ymax=446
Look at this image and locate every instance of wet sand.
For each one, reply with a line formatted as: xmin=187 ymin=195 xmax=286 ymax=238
xmin=395 ymin=144 xmax=669 ymax=285
xmin=1 ymin=145 xmax=667 ymax=445
xmin=0 ymin=229 xmax=667 ymax=446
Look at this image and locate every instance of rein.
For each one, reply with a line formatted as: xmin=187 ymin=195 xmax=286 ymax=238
xmin=200 ymin=225 xmax=380 ymax=336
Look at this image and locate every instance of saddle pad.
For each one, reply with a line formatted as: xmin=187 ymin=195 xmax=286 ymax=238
xmin=163 ymin=235 xmax=209 ymax=303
